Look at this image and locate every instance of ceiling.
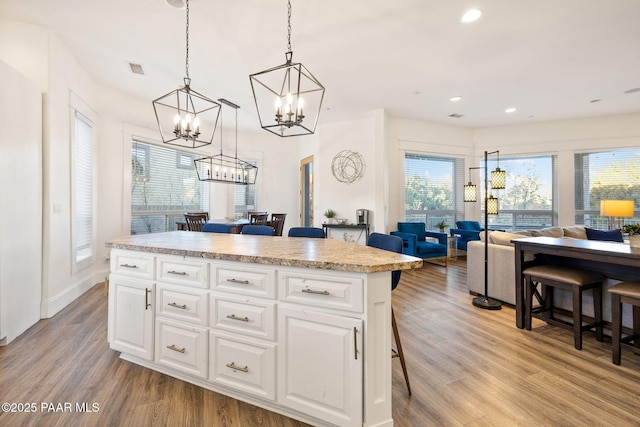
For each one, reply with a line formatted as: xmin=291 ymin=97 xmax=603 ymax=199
xmin=2 ymin=0 xmax=640 ymax=132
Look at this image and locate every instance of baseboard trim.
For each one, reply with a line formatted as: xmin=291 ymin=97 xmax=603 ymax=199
xmin=40 ymin=269 xmax=108 ymax=318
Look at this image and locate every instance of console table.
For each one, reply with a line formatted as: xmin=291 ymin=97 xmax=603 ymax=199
xmin=513 ymin=236 xmax=640 ymax=329
xmin=322 ymin=223 xmax=370 ymax=241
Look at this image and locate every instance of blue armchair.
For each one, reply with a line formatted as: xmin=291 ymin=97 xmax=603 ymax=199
xmin=391 ymin=222 xmax=448 ymax=266
xmin=449 ymin=220 xmax=482 ymax=251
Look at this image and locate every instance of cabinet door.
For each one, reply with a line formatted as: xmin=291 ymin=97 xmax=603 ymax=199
xmin=109 ymin=275 xmax=154 ymax=361
xmin=278 ymin=306 xmax=363 ymax=427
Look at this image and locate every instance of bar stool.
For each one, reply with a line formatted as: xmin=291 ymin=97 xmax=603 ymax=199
xmin=608 ymin=281 xmax=640 ymax=365
xmin=524 ymin=264 xmax=604 ymax=350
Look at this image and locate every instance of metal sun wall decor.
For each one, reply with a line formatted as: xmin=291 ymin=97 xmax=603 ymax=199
xmin=331 ymin=150 xmax=366 ymax=184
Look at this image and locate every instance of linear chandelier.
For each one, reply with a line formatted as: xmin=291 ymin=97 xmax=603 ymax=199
xmin=249 ymin=0 xmax=325 ymax=137
xmin=152 ymin=0 xmax=221 ymax=148
xmin=194 ymin=99 xmax=258 ymax=185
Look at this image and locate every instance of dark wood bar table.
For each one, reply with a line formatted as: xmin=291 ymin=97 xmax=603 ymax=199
xmin=513 ymin=236 xmax=640 ymax=329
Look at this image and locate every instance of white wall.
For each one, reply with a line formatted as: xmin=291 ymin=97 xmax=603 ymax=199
xmin=473 ymin=114 xmax=640 ymax=226
xmin=386 ymin=115 xmax=475 ymax=228
xmin=314 ymin=114 xmax=378 ymax=242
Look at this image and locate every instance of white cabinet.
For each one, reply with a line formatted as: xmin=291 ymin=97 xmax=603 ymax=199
xmin=108 ymin=275 xmax=154 ymax=361
xmin=108 ymin=248 xmax=393 ymax=427
xmin=209 ymin=330 xmax=276 ymax=401
xmin=278 ymin=306 xmax=363 ymax=427
xmin=156 ymin=318 xmax=208 ymax=379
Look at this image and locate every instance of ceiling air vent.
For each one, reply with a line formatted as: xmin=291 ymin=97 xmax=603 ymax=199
xmin=128 ymin=62 xmax=145 ymax=75
xmin=449 ymin=113 xmax=464 ymax=118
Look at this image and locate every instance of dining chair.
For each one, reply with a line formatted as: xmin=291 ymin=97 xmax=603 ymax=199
xmin=201 ymin=223 xmax=231 ymax=233
xmin=241 ymin=225 xmax=275 ymax=236
xmin=367 ymin=232 xmax=411 ymax=395
xmin=288 ymin=227 xmax=326 ymax=238
xmin=249 ymin=213 xmax=269 ymax=226
xmin=187 ymin=211 xmax=209 ymax=221
xmin=270 ymin=213 xmax=287 ymax=236
xmin=184 ymin=213 xmax=208 ymax=232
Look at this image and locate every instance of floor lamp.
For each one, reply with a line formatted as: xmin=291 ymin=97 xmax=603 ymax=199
xmin=464 ymin=150 xmax=505 ymax=310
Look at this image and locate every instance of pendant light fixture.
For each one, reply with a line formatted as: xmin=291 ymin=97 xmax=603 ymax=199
xmin=153 ymin=0 xmax=221 ymax=148
xmin=194 ymin=99 xmax=258 ymax=185
xmin=249 ymin=0 xmax=325 ymax=137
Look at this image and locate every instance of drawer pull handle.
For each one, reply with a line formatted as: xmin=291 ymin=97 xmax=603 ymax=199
xmin=145 ymin=288 xmax=151 ymax=310
xmin=227 ymin=278 xmax=250 ymax=285
xmin=302 ymin=288 xmax=330 ymax=296
xmin=168 ymin=270 xmax=187 ymax=276
xmin=120 ymin=263 xmax=138 ymax=269
xmin=167 ymin=344 xmax=186 ymax=354
xmin=226 ymin=314 xmax=249 ymax=322
xmin=168 ymin=302 xmax=187 ymax=310
xmin=225 ymin=362 xmax=249 ymax=373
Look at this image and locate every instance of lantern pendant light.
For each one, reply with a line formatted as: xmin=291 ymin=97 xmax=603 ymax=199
xmin=194 ymin=99 xmax=258 ymax=185
xmin=249 ymin=0 xmax=325 ymax=137
xmin=152 ymin=0 xmax=221 ymax=148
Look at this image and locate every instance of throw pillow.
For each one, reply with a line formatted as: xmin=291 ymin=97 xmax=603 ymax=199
xmin=585 ymin=227 xmax=624 ymax=242
xmin=562 ymin=226 xmax=587 ymax=239
xmin=530 ymin=227 xmax=563 ymax=238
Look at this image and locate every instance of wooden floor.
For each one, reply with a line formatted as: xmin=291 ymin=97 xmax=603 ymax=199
xmin=1 ymin=259 xmax=640 ymax=426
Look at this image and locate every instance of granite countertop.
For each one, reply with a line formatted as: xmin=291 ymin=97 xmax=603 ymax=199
xmin=106 ymin=231 xmax=423 ymax=273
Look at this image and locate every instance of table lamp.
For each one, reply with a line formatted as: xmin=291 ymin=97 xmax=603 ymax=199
xmin=600 ymin=200 xmax=634 ymax=230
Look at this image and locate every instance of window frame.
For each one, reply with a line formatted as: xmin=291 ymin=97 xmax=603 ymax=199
xmin=70 ymin=92 xmax=97 ymax=273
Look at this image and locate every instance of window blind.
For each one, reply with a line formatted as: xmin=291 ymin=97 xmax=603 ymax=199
xmin=131 ymin=140 xmax=209 ymax=234
xmin=74 ymin=112 xmax=93 ymax=261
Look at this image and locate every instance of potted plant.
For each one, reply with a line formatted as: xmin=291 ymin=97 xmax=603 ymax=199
xmin=436 ymin=220 xmax=448 ymax=233
xmin=324 ymin=209 xmax=337 ymax=224
xmin=622 ymin=224 xmax=640 ymax=248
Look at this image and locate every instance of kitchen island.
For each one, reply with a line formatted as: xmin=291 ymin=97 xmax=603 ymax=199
xmin=106 ymin=231 xmax=422 ymax=427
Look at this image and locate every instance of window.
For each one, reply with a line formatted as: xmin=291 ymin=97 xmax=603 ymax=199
xmin=404 ymin=154 xmax=465 ymax=230
xmin=575 ymin=149 xmax=640 ymax=227
xmin=484 ymin=155 xmax=557 ymax=230
xmin=71 ymin=109 xmax=95 ymax=272
xmin=131 ymin=140 xmax=209 ymax=234
xmin=234 ymin=160 xmax=258 ymax=218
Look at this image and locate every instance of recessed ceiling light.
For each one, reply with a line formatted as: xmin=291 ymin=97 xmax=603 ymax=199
xmin=166 ymin=0 xmax=185 ymax=9
xmin=450 ymin=96 xmax=462 ymax=102
xmin=505 ymin=107 xmax=516 ymax=113
xmin=461 ymin=9 xmax=482 ymax=23
xmin=624 ymin=88 xmax=640 ymax=94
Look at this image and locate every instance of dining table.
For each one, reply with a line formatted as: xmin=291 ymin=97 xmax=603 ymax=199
xmin=207 ymin=218 xmax=250 ymax=234
xmin=513 ymin=236 xmax=640 ymax=329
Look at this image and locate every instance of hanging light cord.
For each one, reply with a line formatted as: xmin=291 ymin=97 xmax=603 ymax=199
xmin=185 ymin=0 xmax=190 ymax=79
xmin=286 ymin=0 xmax=292 ymax=54
xmin=234 ymin=108 xmax=239 ymax=160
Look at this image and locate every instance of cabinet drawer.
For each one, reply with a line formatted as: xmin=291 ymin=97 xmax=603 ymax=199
xmin=111 ymin=250 xmax=155 ymax=280
xmin=212 ymin=264 xmax=276 ymax=299
xmin=209 ymin=331 xmax=276 ymax=401
xmin=155 ymin=319 xmax=208 ymax=379
xmin=279 ymin=271 xmax=364 ymax=313
xmin=211 ymin=295 xmax=275 ymax=340
xmin=156 ymin=284 xmax=209 ymax=326
xmin=157 ymin=256 xmax=209 ymax=288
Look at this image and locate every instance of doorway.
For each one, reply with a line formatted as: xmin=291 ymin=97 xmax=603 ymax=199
xmin=300 ymin=156 xmax=314 ymax=226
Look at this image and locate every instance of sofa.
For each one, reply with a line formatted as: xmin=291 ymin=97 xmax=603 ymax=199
xmin=467 ymin=225 xmax=632 ymax=327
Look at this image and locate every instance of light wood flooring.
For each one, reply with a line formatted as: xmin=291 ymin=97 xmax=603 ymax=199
xmin=1 ymin=259 xmax=640 ymax=426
